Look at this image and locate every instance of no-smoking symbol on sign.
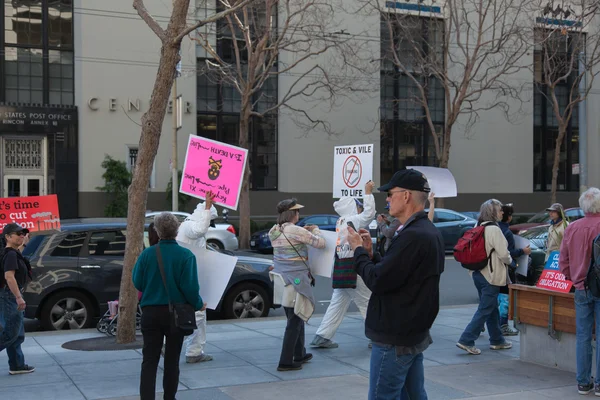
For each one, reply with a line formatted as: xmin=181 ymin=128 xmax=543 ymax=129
xmin=342 ymin=156 xmax=362 ymax=188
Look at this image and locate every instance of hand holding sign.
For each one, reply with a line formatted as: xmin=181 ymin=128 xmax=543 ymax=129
xmin=205 ymin=191 xmax=215 ymax=209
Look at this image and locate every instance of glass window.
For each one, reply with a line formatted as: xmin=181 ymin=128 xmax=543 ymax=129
xmin=48 ymin=0 xmax=73 ymax=49
xmin=328 ymin=216 xmax=340 ymax=225
xmin=5 ymin=47 xmax=44 ymax=104
xmin=197 ymin=115 xmax=218 ymax=140
xmin=435 ymin=211 xmax=463 ymax=223
xmin=49 ymin=50 xmax=74 ymax=105
xmin=51 ymin=232 xmax=87 ymax=257
xmin=302 ymin=216 xmax=330 ymax=226
xmin=4 ymin=1 xmax=43 ymax=46
xmin=88 ymin=231 xmax=126 ymax=256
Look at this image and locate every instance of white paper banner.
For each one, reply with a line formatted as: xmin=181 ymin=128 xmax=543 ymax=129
xmin=333 ymin=144 xmax=374 ymax=198
xmin=177 ymin=242 xmax=237 ymax=310
xmin=308 ymin=230 xmax=338 ymax=278
xmin=407 ymin=166 xmax=458 ymax=198
xmin=513 ymin=235 xmax=531 ymax=277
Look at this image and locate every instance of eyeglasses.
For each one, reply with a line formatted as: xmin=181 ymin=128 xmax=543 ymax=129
xmin=387 ymin=189 xmax=408 ymax=198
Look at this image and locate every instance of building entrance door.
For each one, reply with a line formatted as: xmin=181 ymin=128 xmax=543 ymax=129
xmin=2 ymin=137 xmax=47 ymax=197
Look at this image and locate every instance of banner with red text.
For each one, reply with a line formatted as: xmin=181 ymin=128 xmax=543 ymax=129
xmin=0 ymin=195 xmax=60 ymax=232
xmin=536 ymin=251 xmax=573 ymax=293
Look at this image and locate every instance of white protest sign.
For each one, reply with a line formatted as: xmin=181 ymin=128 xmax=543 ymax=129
xmin=177 ymin=242 xmax=237 ymax=310
xmin=407 ymin=166 xmax=457 ymax=198
xmin=333 ymin=144 xmax=374 ymax=198
xmin=514 ymin=235 xmax=531 ymax=277
xmin=308 ymin=230 xmax=338 ymax=278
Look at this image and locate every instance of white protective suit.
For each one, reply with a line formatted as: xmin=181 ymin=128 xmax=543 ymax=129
xmin=314 ymin=195 xmax=376 ymax=340
xmin=176 ymin=202 xmax=218 ymax=358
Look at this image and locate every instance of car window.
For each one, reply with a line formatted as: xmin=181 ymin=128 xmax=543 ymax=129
xmin=528 ymin=211 xmax=549 ymax=223
xmin=435 ymin=211 xmax=463 ymax=223
xmin=328 ymin=216 xmax=339 ymax=225
xmin=566 ymin=209 xmax=583 ymax=221
xmin=303 ymin=216 xmax=330 ymax=226
xmin=51 ymin=232 xmax=87 ymax=257
xmin=88 ymin=230 xmax=126 ymax=256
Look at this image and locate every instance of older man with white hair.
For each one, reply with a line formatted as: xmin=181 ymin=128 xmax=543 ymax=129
xmin=559 ymin=187 xmax=600 ymax=396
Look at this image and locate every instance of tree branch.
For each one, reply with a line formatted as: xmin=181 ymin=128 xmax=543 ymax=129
xmin=133 ymin=0 xmax=166 ymax=41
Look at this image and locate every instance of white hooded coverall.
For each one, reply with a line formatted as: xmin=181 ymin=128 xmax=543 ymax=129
xmin=176 ymin=202 xmax=218 ymax=357
xmin=314 ymin=195 xmax=376 ymax=340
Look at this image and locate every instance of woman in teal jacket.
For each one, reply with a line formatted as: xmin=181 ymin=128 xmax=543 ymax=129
xmin=133 ymin=212 xmax=205 ymax=400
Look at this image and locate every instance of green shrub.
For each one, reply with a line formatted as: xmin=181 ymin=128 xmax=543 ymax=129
xmin=96 ymin=155 xmax=131 ymax=217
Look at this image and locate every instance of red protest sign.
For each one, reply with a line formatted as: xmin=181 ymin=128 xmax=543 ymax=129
xmin=0 ymin=195 xmax=60 ymax=232
xmin=536 ymin=269 xmax=573 ymax=293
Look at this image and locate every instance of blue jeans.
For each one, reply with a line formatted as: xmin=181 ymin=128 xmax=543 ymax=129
xmin=369 ymin=343 xmax=427 ymax=400
xmin=458 ymin=271 xmax=505 ymax=347
xmin=574 ymin=289 xmax=600 ymax=386
xmin=0 ymin=288 xmax=25 ymax=370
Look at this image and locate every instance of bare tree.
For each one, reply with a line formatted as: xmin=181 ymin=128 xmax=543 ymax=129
xmin=117 ymin=0 xmax=258 ymax=344
xmin=193 ymin=0 xmax=373 ymax=248
xmin=357 ymin=0 xmax=530 ymax=177
xmin=532 ymin=0 xmax=600 ymax=202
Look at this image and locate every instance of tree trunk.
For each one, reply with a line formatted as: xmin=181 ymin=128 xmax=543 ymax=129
xmin=116 ymin=5 xmax=187 ymax=344
xmin=238 ymin=106 xmax=252 ymax=249
xmin=550 ymin=125 xmax=567 ymax=204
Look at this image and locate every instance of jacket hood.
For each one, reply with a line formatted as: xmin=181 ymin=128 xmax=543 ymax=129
xmin=190 ymin=202 xmax=218 ymax=221
xmin=334 ymin=197 xmax=358 ymax=217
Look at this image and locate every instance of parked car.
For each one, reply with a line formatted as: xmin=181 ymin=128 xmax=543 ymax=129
xmin=145 ymin=211 xmax=238 ymax=251
xmin=518 ymin=224 xmax=549 ymax=251
xmin=426 ymin=208 xmax=478 ymax=252
xmin=22 ymin=219 xmax=276 ymax=331
xmin=510 ymin=207 xmax=583 ymax=234
xmin=461 ymin=211 xmax=480 ymax=220
xmin=515 ymin=229 xmax=548 ymax=285
xmin=250 ymin=214 xmax=339 ymax=253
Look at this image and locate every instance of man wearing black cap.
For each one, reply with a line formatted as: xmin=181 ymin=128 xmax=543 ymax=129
xmin=0 ymin=223 xmax=35 ymax=375
xmin=347 ymin=169 xmax=444 ymax=400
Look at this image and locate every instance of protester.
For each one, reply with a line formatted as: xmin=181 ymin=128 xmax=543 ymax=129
xmin=176 ymin=192 xmax=217 ymax=363
xmin=497 ymin=204 xmax=531 ymax=336
xmin=558 ymin=188 xmax=600 ymax=395
xmin=347 ymin=169 xmax=444 ymax=399
xmin=133 ymin=213 xmax=205 ymax=400
xmin=0 ymin=223 xmax=34 ymax=375
xmin=376 ymin=203 xmax=400 ymax=255
xmin=311 ymin=181 xmax=376 ymax=349
xmin=269 ymin=199 xmax=326 ymax=371
xmin=457 ymin=199 xmax=513 ymax=355
xmin=545 ymin=203 xmax=568 ymax=262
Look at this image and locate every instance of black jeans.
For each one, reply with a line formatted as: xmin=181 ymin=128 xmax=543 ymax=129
xmin=140 ymin=306 xmax=185 ymax=400
xmin=279 ymin=307 xmax=306 ymax=365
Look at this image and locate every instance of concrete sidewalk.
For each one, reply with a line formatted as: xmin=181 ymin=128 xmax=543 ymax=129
xmin=0 ymin=305 xmax=581 ymax=400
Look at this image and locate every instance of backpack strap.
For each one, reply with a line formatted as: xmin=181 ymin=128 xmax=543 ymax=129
xmin=480 ymin=222 xmax=497 ymax=272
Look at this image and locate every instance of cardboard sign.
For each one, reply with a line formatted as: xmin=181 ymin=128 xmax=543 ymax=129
xmin=407 ymin=166 xmax=458 ymax=198
xmin=536 ymin=251 xmax=573 ymax=293
xmin=333 ymin=144 xmax=373 ymax=198
xmin=179 ymin=135 xmax=249 ymax=210
xmin=0 ymin=195 xmax=60 ymax=232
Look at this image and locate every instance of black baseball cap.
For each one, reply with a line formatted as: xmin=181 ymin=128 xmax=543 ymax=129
xmin=2 ymin=223 xmax=29 ymax=236
xmin=378 ymin=169 xmax=431 ymax=193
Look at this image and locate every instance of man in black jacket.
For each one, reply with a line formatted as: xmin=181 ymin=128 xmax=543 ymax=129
xmin=347 ymin=169 xmax=445 ymax=400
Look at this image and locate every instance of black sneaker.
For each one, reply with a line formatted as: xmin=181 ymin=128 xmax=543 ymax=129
xmin=9 ymin=365 xmax=35 ymax=375
xmin=294 ymin=353 xmax=313 ymax=364
xmin=277 ymin=362 xmax=303 ymax=371
xmin=579 ymin=382 xmax=594 ymax=395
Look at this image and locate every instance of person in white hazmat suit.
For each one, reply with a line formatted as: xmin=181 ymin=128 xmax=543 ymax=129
xmin=311 ymin=181 xmax=376 ymax=349
xmin=176 ymin=191 xmax=217 ymax=363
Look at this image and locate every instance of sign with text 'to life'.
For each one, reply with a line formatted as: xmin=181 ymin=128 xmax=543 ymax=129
xmin=0 ymin=195 xmax=60 ymax=232
xmin=536 ymin=251 xmax=573 ymax=293
xmin=333 ymin=144 xmax=373 ymax=198
xmin=179 ymin=135 xmax=248 ymax=210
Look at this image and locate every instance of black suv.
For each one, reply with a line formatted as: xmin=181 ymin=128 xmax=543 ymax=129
xmin=23 ymin=219 xmax=276 ymax=330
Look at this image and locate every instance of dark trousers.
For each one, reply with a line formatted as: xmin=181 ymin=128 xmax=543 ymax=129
xmin=140 ymin=306 xmax=185 ymax=400
xmin=279 ymin=307 xmax=306 ymax=365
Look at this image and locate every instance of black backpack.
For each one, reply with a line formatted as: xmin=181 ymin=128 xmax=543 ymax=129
xmin=585 ymin=234 xmax=600 ymax=297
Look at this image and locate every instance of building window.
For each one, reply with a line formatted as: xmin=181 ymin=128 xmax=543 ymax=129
xmin=533 ymin=29 xmax=579 ymax=192
xmin=2 ymin=0 xmax=74 ymax=105
xmin=380 ymin=15 xmax=444 ymax=183
xmin=127 ymin=146 xmax=155 ymax=188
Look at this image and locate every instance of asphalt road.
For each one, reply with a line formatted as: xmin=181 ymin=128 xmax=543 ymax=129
xmin=24 ymin=254 xmax=478 ymax=332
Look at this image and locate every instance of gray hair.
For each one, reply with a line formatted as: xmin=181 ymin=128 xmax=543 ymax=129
xmin=411 ymin=191 xmax=429 ymax=207
xmin=478 ymin=199 xmax=503 ymax=223
xmin=278 ymin=210 xmax=298 ymax=225
xmin=579 ymin=187 xmax=600 ymax=215
xmin=153 ymin=212 xmax=180 ymax=240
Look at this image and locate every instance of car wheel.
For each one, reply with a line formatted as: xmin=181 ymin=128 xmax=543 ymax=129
xmin=223 ymin=283 xmax=271 ymax=319
xmin=41 ymin=290 xmax=94 ymax=331
xmin=207 ymin=239 xmax=224 ymax=251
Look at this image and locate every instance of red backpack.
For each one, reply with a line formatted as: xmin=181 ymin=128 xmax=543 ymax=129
xmin=453 ymin=222 xmax=496 ymax=272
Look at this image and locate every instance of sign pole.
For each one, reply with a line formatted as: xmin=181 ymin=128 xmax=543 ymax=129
xmin=171 ymin=74 xmax=179 ymax=212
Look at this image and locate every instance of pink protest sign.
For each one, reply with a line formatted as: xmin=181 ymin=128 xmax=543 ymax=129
xmin=179 ymin=135 xmax=249 ymax=210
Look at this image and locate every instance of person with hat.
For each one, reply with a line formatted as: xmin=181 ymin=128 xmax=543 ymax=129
xmin=269 ymin=199 xmax=326 ymax=371
xmin=545 ymin=203 xmax=568 ymax=262
xmin=311 ymin=181 xmax=376 ymax=349
xmin=346 ymin=169 xmax=445 ymax=399
xmin=0 ymin=223 xmax=35 ymax=375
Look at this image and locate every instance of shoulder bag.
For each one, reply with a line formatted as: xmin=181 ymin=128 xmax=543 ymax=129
xmin=155 ymin=244 xmax=197 ymax=335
